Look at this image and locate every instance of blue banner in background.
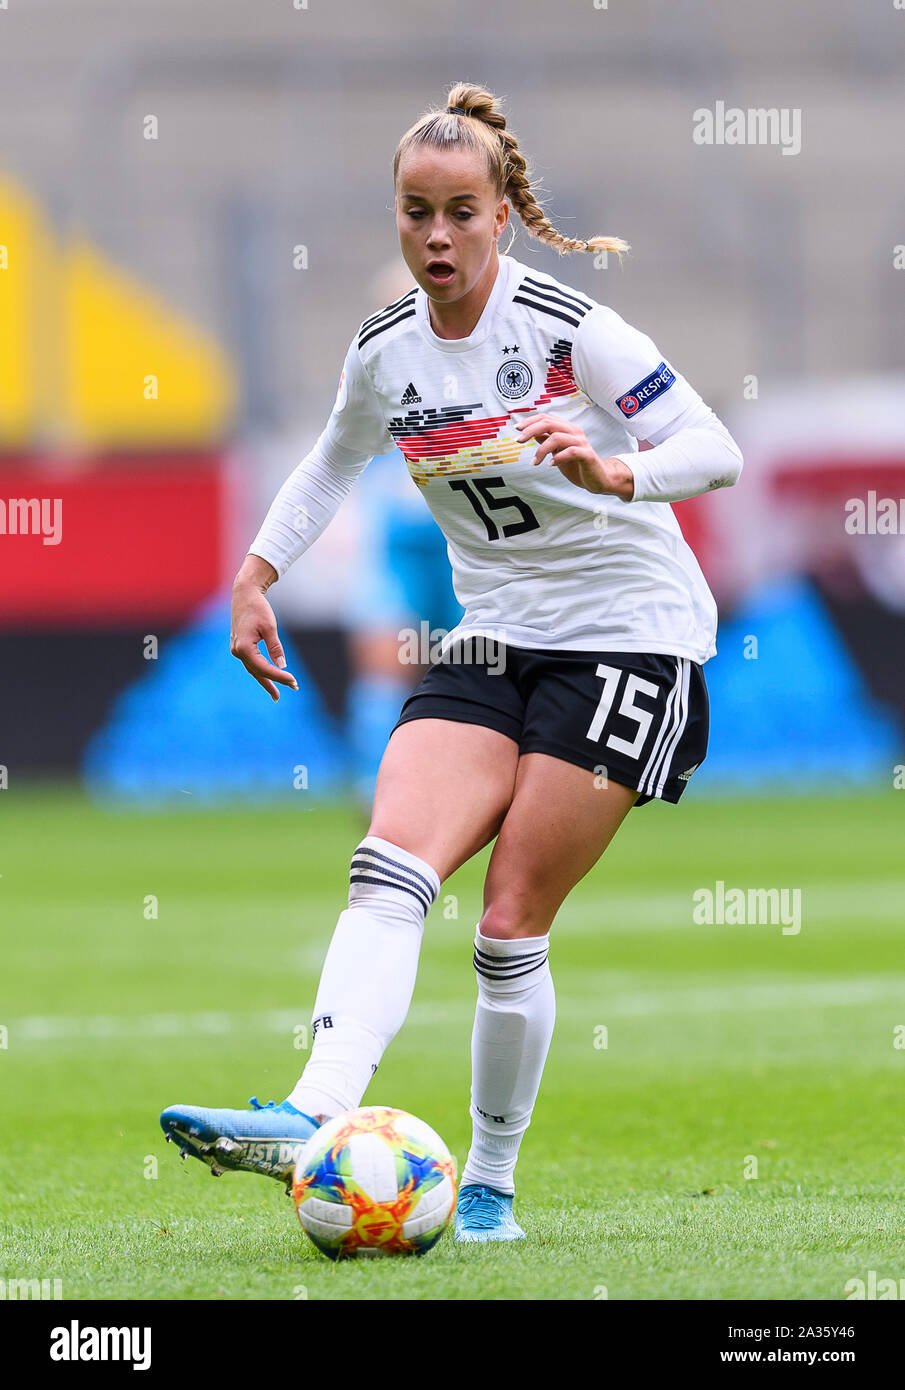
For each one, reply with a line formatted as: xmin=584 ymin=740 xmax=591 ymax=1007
xmin=83 ymin=595 xmax=347 ymax=805
xmin=82 ymin=578 xmax=902 ymax=806
xmin=697 ymin=576 xmax=901 ymax=794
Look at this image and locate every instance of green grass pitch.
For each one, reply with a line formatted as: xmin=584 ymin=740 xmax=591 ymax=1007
xmin=1 ymin=786 xmax=903 ymax=1300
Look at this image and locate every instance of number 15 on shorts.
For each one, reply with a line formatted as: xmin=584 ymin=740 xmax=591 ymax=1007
xmin=586 ymin=664 xmax=659 ymax=759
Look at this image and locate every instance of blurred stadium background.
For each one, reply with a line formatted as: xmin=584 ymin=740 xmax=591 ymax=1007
xmin=0 ymin=0 xmax=902 ymax=802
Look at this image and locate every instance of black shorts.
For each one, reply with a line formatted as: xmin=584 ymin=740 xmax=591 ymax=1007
xmin=392 ymin=639 xmax=709 ymax=806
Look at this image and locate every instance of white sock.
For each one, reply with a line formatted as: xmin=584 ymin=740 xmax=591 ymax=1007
xmin=286 ymin=836 xmax=440 ymax=1120
xmin=461 ymin=928 xmax=555 ymax=1196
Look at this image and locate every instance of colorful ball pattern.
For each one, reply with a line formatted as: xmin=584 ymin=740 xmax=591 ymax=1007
xmin=292 ymin=1106 xmax=457 ymax=1259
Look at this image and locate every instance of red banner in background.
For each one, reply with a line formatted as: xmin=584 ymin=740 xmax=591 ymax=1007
xmin=0 ymin=455 xmax=227 ymax=628
xmin=671 ymin=496 xmax=712 ymax=573
xmin=0 ymin=451 xmax=723 ymax=631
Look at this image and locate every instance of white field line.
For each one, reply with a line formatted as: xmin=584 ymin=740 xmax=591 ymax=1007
xmin=5 ymin=975 xmax=904 ymax=1044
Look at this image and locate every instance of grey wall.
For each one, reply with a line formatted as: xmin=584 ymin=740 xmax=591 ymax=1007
xmin=0 ymin=0 xmax=899 ymax=431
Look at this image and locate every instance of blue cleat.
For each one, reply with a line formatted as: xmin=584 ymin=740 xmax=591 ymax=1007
xmin=454 ymin=1184 xmax=526 ymax=1243
xmin=160 ymin=1096 xmax=320 ymax=1190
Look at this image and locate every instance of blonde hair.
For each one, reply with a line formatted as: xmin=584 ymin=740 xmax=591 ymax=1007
xmin=393 ymin=82 xmax=629 ymax=260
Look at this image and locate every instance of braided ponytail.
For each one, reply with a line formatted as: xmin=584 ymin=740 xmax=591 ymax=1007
xmin=394 ymin=82 xmax=629 ymax=260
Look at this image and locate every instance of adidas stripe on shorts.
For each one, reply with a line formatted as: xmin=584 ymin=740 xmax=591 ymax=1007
xmin=393 ymin=639 xmax=709 ymax=806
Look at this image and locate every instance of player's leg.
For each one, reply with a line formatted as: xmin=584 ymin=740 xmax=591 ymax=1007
xmin=457 ymin=756 xmax=638 ymax=1240
xmin=457 ymin=652 xmax=709 ymax=1237
xmin=162 ymin=717 xmax=519 ymax=1185
xmin=284 ymin=717 xmax=518 ymax=1115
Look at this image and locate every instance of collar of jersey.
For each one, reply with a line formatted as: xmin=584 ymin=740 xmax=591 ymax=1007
xmin=415 ymin=253 xmax=521 ymax=353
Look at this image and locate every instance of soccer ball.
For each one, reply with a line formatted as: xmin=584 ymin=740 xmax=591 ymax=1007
xmin=292 ymin=1105 xmax=457 ymax=1259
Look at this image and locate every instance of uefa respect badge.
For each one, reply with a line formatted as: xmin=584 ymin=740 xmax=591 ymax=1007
xmin=616 ymin=361 xmax=675 ymax=417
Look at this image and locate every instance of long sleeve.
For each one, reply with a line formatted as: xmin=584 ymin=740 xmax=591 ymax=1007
xmin=571 ymin=304 xmax=743 ymax=503
xmin=247 ymin=334 xmax=394 ymax=578
xmin=248 ymin=434 xmax=374 ymax=579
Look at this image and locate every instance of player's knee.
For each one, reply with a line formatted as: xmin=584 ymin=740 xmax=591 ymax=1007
xmin=347 ymin=835 xmax=440 ymax=923
xmin=478 ymin=895 xmax=552 ymax=941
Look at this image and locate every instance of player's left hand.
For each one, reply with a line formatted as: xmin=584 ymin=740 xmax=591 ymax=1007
xmin=515 ymin=413 xmax=634 ymax=500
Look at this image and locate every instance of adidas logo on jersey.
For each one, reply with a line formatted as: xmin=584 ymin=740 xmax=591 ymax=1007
xmin=400 ymin=382 xmax=422 ymax=405
xmin=678 ymin=763 xmax=700 ymax=782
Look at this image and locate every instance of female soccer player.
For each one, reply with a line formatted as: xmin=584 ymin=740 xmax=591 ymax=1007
xmin=161 ymin=82 xmax=742 ymax=1242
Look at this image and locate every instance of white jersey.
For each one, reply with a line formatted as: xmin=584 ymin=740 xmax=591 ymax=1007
xmin=250 ymin=253 xmax=742 ymax=662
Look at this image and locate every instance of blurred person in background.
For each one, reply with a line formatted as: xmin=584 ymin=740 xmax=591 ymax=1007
xmin=345 ymin=261 xmax=463 ymax=807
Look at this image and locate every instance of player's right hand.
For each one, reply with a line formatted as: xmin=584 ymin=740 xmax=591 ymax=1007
xmin=230 ymin=556 xmax=299 ymax=702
